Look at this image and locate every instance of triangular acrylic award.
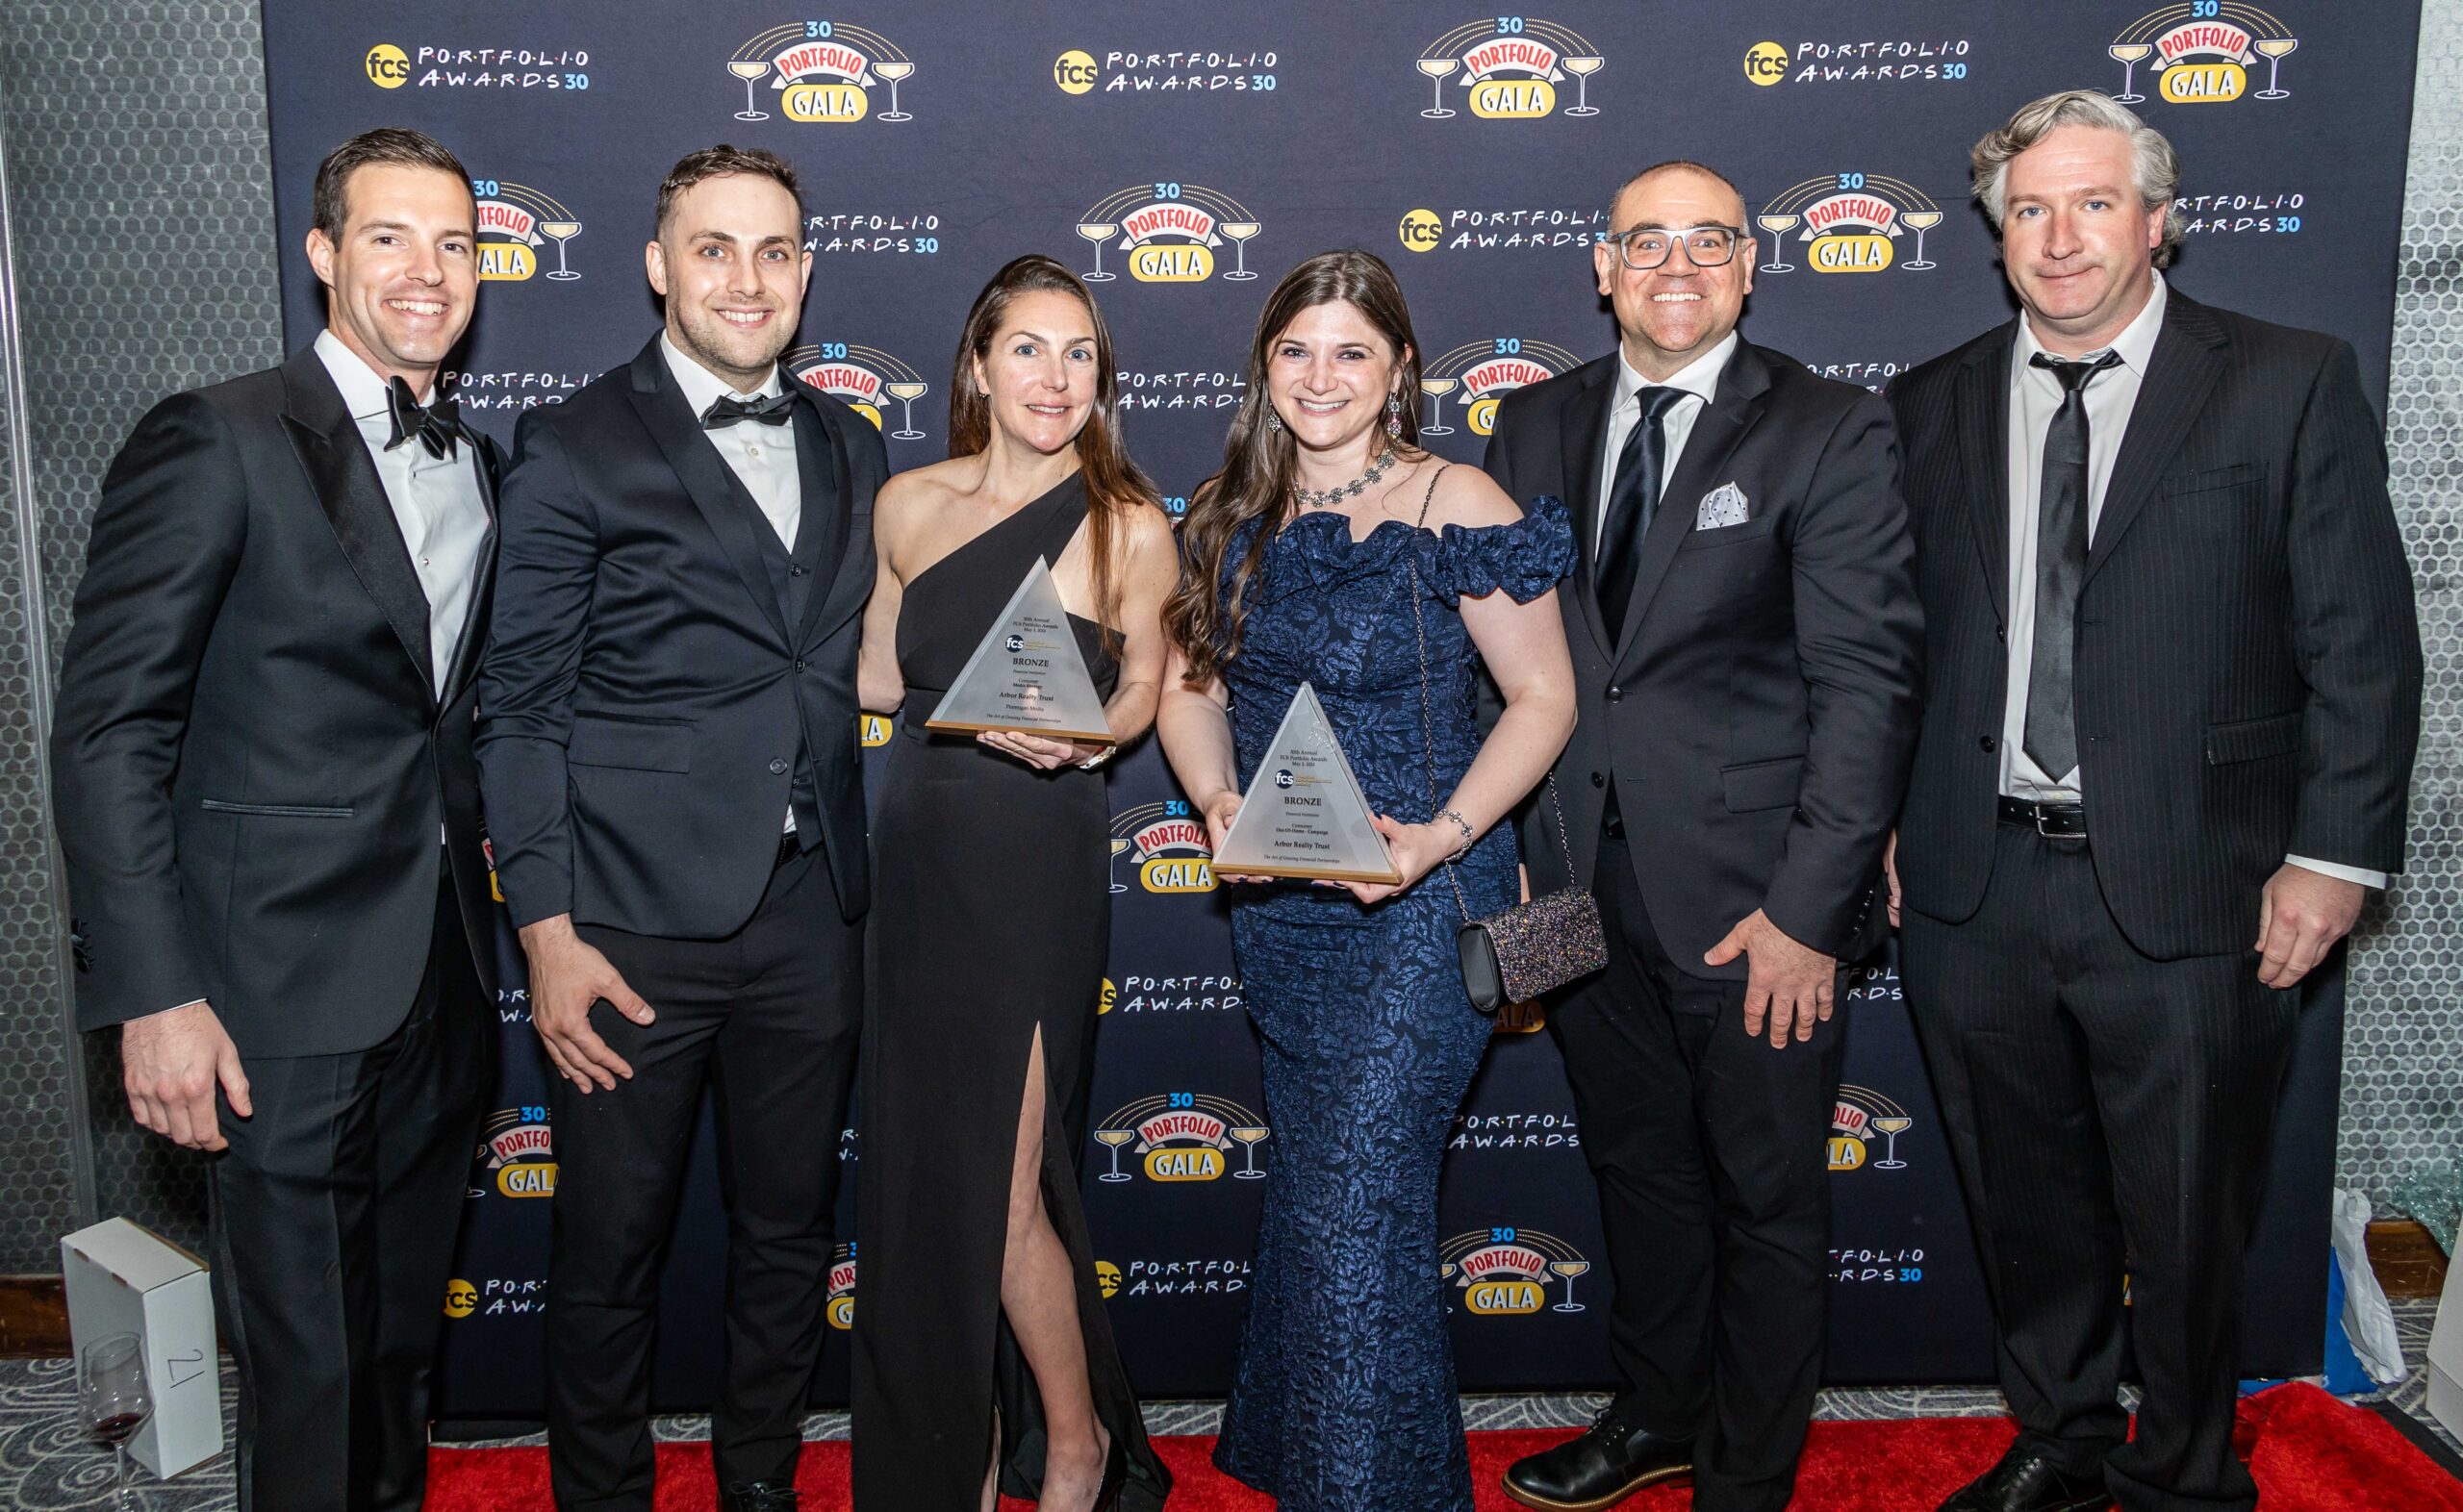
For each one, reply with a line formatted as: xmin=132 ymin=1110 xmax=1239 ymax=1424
xmin=1212 ymin=681 xmax=1402 ymax=884
xmin=926 ymin=557 xmax=1114 ymax=743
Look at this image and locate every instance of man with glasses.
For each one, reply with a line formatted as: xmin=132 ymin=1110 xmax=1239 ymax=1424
xmin=1484 ymin=161 xmax=1921 ymax=1512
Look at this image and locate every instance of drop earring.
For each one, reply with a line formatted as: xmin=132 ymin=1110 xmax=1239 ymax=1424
xmin=1385 ymin=392 xmax=1404 ymax=441
xmin=1267 ymin=410 xmax=1282 ymax=433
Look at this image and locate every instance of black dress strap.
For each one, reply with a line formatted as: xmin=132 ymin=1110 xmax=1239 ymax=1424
xmin=1028 ymin=472 xmax=1091 ymax=572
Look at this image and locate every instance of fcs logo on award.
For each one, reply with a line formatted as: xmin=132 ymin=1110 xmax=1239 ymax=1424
xmin=1094 ymin=1094 xmax=1269 ymax=1183
xmin=725 ymin=21 xmax=918 ymax=124
xmin=1414 ymin=17 xmax=1606 ymax=120
xmin=471 ymin=1106 xmax=557 ymax=1198
xmin=826 ymin=1243 xmax=856 ymax=1330
xmin=1072 ymin=183 xmax=1264 ymax=285
xmin=1422 ymin=338 xmax=1580 ymax=438
xmin=1754 ymin=174 xmax=1946 ymax=275
xmin=788 ymin=342 xmax=932 ymax=438
xmin=472 ymin=180 xmax=585 ymax=283
xmin=1440 ymin=1226 xmax=1592 ymax=1315
xmin=2106 ymin=4 xmax=2298 ymax=105
xmin=1828 ymin=1084 xmax=1917 ymax=1172
xmin=1110 ymin=800 xmax=1217 ymax=895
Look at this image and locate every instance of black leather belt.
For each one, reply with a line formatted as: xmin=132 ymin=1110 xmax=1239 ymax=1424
xmin=1997 ymin=794 xmax=2087 ymax=839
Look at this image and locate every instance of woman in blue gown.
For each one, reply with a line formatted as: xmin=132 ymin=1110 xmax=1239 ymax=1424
xmin=1155 ymin=250 xmax=1578 ymax=1509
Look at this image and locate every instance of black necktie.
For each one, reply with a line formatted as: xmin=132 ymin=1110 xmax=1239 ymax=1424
xmin=701 ymin=391 xmax=796 ymax=430
xmin=384 ymin=375 xmax=463 ymax=460
xmin=1595 ymin=385 xmax=1689 ymax=642
xmin=2022 ymin=350 xmax=2122 ymax=780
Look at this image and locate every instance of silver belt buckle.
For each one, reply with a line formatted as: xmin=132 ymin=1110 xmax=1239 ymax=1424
xmin=2036 ymin=806 xmax=2061 ymax=839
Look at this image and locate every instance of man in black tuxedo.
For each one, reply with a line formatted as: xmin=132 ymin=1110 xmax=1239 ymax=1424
xmin=1887 ymin=92 xmax=2420 ymax=1512
xmin=1485 ymin=162 xmax=1921 ymax=1512
xmin=52 ymin=129 xmax=500 ymax=1512
xmin=476 ymin=145 xmax=880 ymax=1512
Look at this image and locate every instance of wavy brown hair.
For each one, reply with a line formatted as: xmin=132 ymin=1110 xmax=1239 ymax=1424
xmin=948 ymin=255 xmax=1157 ymax=649
xmin=1163 ymin=249 xmax=1425 ymax=685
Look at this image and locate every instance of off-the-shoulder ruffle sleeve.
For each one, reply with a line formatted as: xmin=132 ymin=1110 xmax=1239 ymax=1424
xmin=1429 ymin=493 xmax=1576 ymax=606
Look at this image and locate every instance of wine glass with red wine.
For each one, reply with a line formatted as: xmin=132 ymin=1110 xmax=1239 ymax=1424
xmin=80 ymin=1331 xmax=153 ymax=1508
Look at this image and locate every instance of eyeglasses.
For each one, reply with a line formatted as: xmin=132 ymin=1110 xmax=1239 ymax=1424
xmin=1605 ymin=224 xmax=1746 ymax=270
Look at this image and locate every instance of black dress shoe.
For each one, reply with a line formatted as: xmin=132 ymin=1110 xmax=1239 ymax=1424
xmin=1937 ymin=1446 xmax=2113 ymax=1512
xmin=1503 ymin=1408 xmax=1693 ymax=1512
xmin=1092 ymin=1431 xmax=1129 ymax=1512
xmin=720 ymin=1480 xmax=799 ymax=1512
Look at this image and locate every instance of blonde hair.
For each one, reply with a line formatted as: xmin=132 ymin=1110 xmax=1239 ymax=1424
xmin=1971 ymin=89 xmax=2184 ymax=269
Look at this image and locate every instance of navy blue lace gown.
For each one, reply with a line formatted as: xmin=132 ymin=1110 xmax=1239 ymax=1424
xmin=1209 ymin=491 xmax=1574 ymax=1510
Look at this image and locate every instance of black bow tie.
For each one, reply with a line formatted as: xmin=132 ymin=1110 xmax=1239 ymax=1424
xmin=384 ymin=376 xmax=463 ymax=460
xmin=701 ymin=391 xmax=796 ymax=430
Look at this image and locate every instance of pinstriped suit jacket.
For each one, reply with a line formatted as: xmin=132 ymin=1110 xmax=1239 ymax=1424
xmin=1888 ymin=290 xmax=2421 ymax=959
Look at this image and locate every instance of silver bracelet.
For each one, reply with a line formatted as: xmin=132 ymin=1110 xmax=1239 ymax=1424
xmin=1435 ymin=807 xmax=1475 ymax=860
xmin=1077 ymin=743 xmax=1118 ymax=770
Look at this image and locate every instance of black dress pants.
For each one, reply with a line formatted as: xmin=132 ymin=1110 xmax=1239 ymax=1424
xmin=212 ymin=879 xmax=493 ymax=1512
xmin=1546 ymin=828 xmax=1846 ymax=1512
xmin=546 ymin=845 xmax=861 ymax=1510
xmin=1899 ymin=820 xmax=2298 ymax=1512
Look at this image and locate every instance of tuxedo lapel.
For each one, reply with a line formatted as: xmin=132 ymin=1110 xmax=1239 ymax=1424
xmin=2084 ymin=296 xmax=2226 ymax=584
xmin=792 ymin=391 xmax=864 ymax=646
xmin=1954 ymin=325 xmax=2016 ymax=621
xmin=279 ymin=348 xmax=437 ymax=702
xmin=1612 ymin=344 xmax=1770 ymax=671
xmin=1556 ymin=357 xmax=1617 ymax=658
xmin=622 ymin=338 xmax=793 ymax=645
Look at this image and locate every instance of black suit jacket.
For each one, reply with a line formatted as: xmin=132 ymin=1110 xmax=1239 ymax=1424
xmin=51 ymin=345 xmax=504 ymax=1057
xmin=1485 ymin=341 xmax=1922 ymax=976
xmin=1888 ymin=290 xmax=2421 ymax=958
xmin=476 ymin=335 xmax=882 ymax=938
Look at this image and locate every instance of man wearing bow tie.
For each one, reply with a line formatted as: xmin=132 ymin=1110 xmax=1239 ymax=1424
xmin=51 ymin=129 xmax=502 ymax=1512
xmin=477 ymin=144 xmax=882 ymax=1512
xmin=1484 ymin=161 xmax=1921 ymax=1512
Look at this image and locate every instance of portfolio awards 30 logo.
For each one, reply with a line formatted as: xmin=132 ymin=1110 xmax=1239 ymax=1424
xmin=1440 ymin=1225 xmax=1592 ymax=1315
xmin=826 ymin=1242 xmax=856 ymax=1330
xmin=470 ymin=1105 xmax=557 ymax=1198
xmin=2105 ymin=3 xmax=2298 ymax=105
xmin=725 ymin=21 xmax=918 ymax=124
xmin=1414 ymin=17 xmax=1606 ymax=120
xmin=1094 ymin=1094 xmax=1270 ymax=1183
xmin=1827 ymin=1084 xmax=1917 ymax=1172
xmin=1754 ymin=174 xmax=1946 ymax=275
xmin=787 ymin=342 xmax=932 ymax=438
xmin=1110 ymin=800 xmax=1216 ymax=894
xmin=472 ymin=179 xmax=584 ymax=283
xmin=1072 ymin=184 xmax=1264 ymax=285
xmin=1421 ymin=338 xmax=1581 ymax=438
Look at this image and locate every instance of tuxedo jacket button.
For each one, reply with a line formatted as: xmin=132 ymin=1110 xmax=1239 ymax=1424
xmin=769 ymin=757 xmax=790 ymax=774
xmin=1979 ymin=736 xmax=1998 ymax=753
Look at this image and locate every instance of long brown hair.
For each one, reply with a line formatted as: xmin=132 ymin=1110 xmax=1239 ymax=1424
xmin=948 ymin=255 xmax=1156 ymax=648
xmin=1163 ymin=249 xmax=1425 ymax=685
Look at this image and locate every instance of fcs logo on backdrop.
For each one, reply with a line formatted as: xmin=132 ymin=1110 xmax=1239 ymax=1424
xmin=1093 ymin=1094 xmax=1270 ymax=1183
xmin=1755 ymin=174 xmax=1947 ymax=276
xmin=1440 ymin=1225 xmax=1592 ymax=1315
xmin=1110 ymin=800 xmax=1215 ymax=894
xmin=724 ymin=21 xmax=919 ymax=124
xmin=788 ymin=342 xmax=932 ymax=439
xmin=1413 ymin=17 xmax=1607 ymax=120
xmin=2105 ymin=4 xmax=2299 ymax=105
xmin=471 ymin=179 xmax=585 ymax=284
xmin=1421 ymin=339 xmax=1582 ymax=438
xmin=1828 ymin=1084 xmax=1918 ymax=1172
xmin=1070 ymin=184 xmax=1265 ymax=285
xmin=470 ymin=1105 xmax=557 ymax=1198
xmin=826 ymin=1242 xmax=857 ymax=1330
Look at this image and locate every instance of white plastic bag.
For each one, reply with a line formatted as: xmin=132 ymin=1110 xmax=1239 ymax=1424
xmin=2332 ymin=1186 xmax=2408 ymax=1386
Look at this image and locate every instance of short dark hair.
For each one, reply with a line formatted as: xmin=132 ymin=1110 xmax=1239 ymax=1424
xmin=312 ymin=128 xmax=472 ymax=242
xmin=1605 ymin=160 xmax=1747 ymax=230
xmin=654 ymin=145 xmax=804 ymax=237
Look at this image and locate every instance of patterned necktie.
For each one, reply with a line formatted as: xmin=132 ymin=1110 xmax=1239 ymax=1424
xmin=1595 ymin=385 xmax=1689 ymax=642
xmin=2022 ymin=349 xmax=2122 ymax=779
xmin=384 ymin=375 xmax=463 ymax=460
xmin=701 ymin=391 xmax=797 ymax=430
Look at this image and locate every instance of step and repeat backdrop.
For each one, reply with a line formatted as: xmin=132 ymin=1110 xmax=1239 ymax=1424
xmin=259 ymin=0 xmax=2417 ymax=1415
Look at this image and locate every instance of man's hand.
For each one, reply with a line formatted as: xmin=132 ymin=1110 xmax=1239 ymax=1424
xmin=518 ymin=915 xmax=655 ymax=1092
xmin=1884 ymin=831 xmax=1901 ymax=929
xmin=2254 ymin=863 xmax=2367 ymax=990
xmin=122 ymin=1001 xmax=250 ymax=1151
xmin=1705 ymin=909 xmax=1839 ymax=1048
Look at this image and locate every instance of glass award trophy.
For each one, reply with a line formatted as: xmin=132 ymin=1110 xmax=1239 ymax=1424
xmin=925 ymin=557 xmax=1113 ymax=742
xmin=1211 ymin=682 xmax=1401 ymax=884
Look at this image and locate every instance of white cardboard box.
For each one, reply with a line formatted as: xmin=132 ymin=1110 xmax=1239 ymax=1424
xmin=61 ymin=1217 xmax=222 ymax=1478
xmin=2431 ymin=1236 xmax=2463 ymax=1440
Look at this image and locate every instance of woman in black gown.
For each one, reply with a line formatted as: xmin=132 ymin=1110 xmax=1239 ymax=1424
xmin=851 ymin=256 xmax=1176 ymax=1512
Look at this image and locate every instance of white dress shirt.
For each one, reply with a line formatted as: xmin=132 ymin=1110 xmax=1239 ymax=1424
xmin=1594 ymin=331 xmax=1738 ymax=556
xmin=1999 ymin=275 xmax=2382 ymax=889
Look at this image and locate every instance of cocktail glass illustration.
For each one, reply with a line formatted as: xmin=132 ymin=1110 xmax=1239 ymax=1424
xmin=1898 ymin=211 xmax=1942 ymax=271
xmin=1108 ymin=837 xmax=1133 ymax=895
xmin=540 ymin=220 xmax=583 ymax=281
xmin=874 ymin=59 xmax=915 ymax=120
xmin=2108 ymin=43 xmax=2152 ymax=103
xmin=2253 ymin=37 xmax=2297 ymax=99
xmin=1230 ymin=1125 xmax=1271 ymax=1177
xmin=1220 ymin=221 xmax=1262 ymax=281
xmin=1550 ymin=1260 xmax=1591 ymax=1312
xmin=1562 ymin=56 xmax=1605 ymax=115
xmin=1419 ymin=376 xmax=1458 ymax=436
xmin=729 ymin=61 xmax=773 ymax=120
xmin=1094 ymin=1128 xmax=1137 ymax=1181
xmin=1755 ymin=214 xmax=1799 ymax=272
xmin=1871 ymin=1116 xmax=1914 ymax=1169
xmin=1417 ymin=57 xmax=1459 ymax=117
xmin=1077 ymin=222 xmax=1119 ymax=282
xmin=885 ymin=380 xmax=928 ymax=440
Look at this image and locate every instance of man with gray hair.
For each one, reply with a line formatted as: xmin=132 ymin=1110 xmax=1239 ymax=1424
xmin=1886 ymin=90 xmax=2420 ymax=1512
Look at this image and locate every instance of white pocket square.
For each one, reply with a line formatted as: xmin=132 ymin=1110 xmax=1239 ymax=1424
xmin=1695 ymin=482 xmax=1750 ymax=530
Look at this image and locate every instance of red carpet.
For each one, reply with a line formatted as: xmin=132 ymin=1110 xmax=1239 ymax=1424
xmin=426 ymin=1383 xmax=2463 ymax=1510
